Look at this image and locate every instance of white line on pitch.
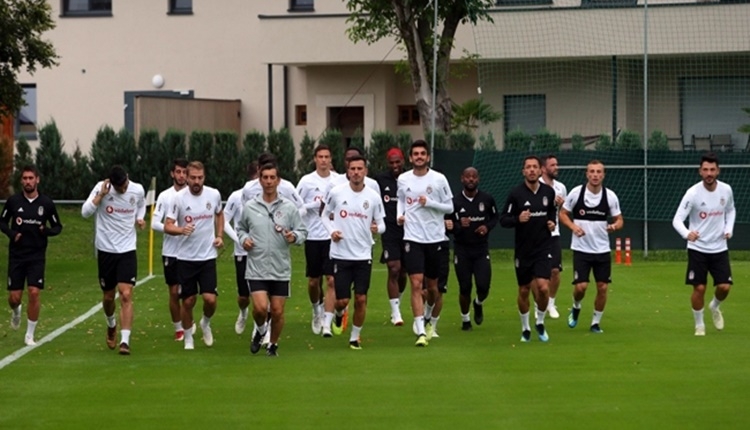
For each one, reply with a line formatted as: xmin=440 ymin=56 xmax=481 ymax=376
xmin=0 ymin=275 xmax=155 ymax=371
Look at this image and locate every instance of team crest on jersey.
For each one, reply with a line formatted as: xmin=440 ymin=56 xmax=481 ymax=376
xmin=406 ymin=197 xmax=414 ymax=205
xmin=542 ymin=196 xmax=548 ymax=207
xmin=426 ymin=186 xmax=433 ymax=194
xmin=275 ymin=211 xmax=283 ymax=220
xmin=720 ymin=198 xmax=725 ymax=206
xmin=340 ymin=210 xmax=348 ymax=218
xmin=579 ymin=209 xmax=586 ymax=216
xmin=404 ymin=242 xmax=410 ymax=253
xmin=206 ymin=202 xmax=212 ymax=210
xmin=129 ymin=197 xmax=135 ymax=206
xmin=363 ymin=200 xmax=369 ymax=210
xmin=384 ymin=195 xmax=390 ymax=203
xmin=688 ymin=270 xmax=694 ymax=280
xmin=479 ymin=202 xmax=485 ymax=212
xmin=38 ymin=206 xmax=44 ymax=216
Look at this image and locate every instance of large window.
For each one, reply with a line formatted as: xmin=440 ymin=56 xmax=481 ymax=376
xmin=62 ymin=0 xmax=112 ymax=16
xmin=503 ymin=94 xmax=546 ymax=136
xmin=15 ymin=85 xmax=37 ymax=140
xmin=496 ymin=0 xmax=552 ymax=5
xmin=289 ymin=0 xmax=314 ymax=12
xmin=580 ymin=0 xmax=637 ymax=8
xmin=168 ymin=0 xmax=192 ymax=15
xmin=397 ymin=105 xmax=420 ymax=126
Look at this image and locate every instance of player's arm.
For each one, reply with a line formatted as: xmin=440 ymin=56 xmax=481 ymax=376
xmin=287 ymin=205 xmax=307 ymax=245
xmin=423 ymin=179 xmax=454 ymax=214
xmin=724 ymin=190 xmax=736 ymax=239
xmin=151 ymin=194 xmax=167 ymax=232
xmin=546 ymin=190 xmax=557 ymax=231
xmin=223 ymin=195 xmax=240 ymax=244
xmin=236 ymin=202 xmax=252 ymax=245
xmin=499 ymin=192 xmax=518 ymax=228
xmin=605 ymin=191 xmax=623 ymax=232
xmin=396 ymin=180 xmax=406 ymax=225
xmin=213 ymin=195 xmax=224 ymax=247
xmin=607 ymin=214 xmax=624 ymax=233
xmin=82 ymin=181 xmax=109 ymax=218
xmin=0 ymin=200 xmax=15 ymax=238
xmin=485 ymin=195 xmax=500 ymax=232
xmin=43 ymin=201 xmax=63 ymax=237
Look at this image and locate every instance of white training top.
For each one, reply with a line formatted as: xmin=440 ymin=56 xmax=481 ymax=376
xmin=242 ymin=178 xmax=303 ymax=210
xmin=563 ymin=185 xmax=621 ymax=254
xmin=151 ymin=186 xmax=182 ymax=257
xmin=326 ymin=174 xmax=381 ymax=197
xmin=223 ymin=188 xmax=247 ymax=256
xmin=167 ymin=186 xmax=223 ymax=261
xmin=296 ymin=170 xmax=340 ymax=240
xmin=323 ymin=183 xmax=385 ymax=260
xmin=396 ymin=169 xmax=454 ymax=244
xmin=539 ymin=176 xmax=568 ymax=237
xmin=82 ymin=181 xmax=146 ymax=254
xmin=672 ymin=180 xmax=735 ymax=254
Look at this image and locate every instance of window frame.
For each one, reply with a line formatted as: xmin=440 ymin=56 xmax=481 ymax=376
xmin=295 ymin=105 xmax=307 ymax=126
xmin=288 ymin=0 xmax=314 ymax=12
xmin=503 ymin=94 xmax=546 ymax=137
xmin=61 ymin=0 xmax=113 ymax=17
xmin=15 ymin=84 xmax=38 ymax=141
xmin=397 ymin=105 xmax=421 ymax=126
xmin=168 ymin=0 xmax=193 ymax=15
xmin=495 ymin=0 xmax=552 ymax=6
xmin=580 ymin=0 xmax=638 ymax=8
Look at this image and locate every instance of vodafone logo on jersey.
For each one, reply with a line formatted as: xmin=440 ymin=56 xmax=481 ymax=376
xmin=406 ymin=197 xmax=414 ymax=205
xmin=106 ymin=206 xmax=114 ymax=214
xmin=15 ymin=217 xmax=22 ymax=225
xmin=699 ymin=210 xmax=723 ymax=220
xmin=314 ymin=195 xmax=323 ymax=202
xmin=383 ymin=195 xmax=390 ymax=203
xmin=340 ymin=210 xmax=348 ymax=218
xmin=185 ymin=215 xmax=193 ymax=223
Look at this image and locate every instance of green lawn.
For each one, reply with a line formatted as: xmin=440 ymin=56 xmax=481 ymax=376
xmin=0 ymin=207 xmax=748 ymax=429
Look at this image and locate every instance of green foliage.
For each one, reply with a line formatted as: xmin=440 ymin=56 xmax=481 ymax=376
xmin=534 ymin=129 xmax=561 ymax=153
xmin=296 ymin=131 xmax=316 ymax=177
xmin=88 ymin=126 xmax=137 ymax=181
xmin=505 ymin=129 xmax=532 ymax=152
xmin=350 ymin=127 xmax=365 ymax=152
xmin=571 ymin=133 xmax=586 ymax=151
xmin=187 ymin=130 xmax=213 ymax=165
xmin=35 ymin=120 xmax=76 ymax=198
xmin=211 ymin=131 xmax=243 ymax=195
xmin=242 ymin=130 xmax=266 ymax=166
xmin=69 ymin=146 xmax=93 ymax=198
xmin=267 ymin=128 xmax=296 ymax=182
xmin=162 ymin=129 xmax=187 ymax=164
xmin=739 ymin=107 xmax=750 ymax=134
xmin=616 ymin=130 xmax=642 ymax=150
xmin=448 ymin=129 xmax=475 ymax=150
xmin=133 ymin=129 xmax=165 ymax=190
xmin=595 ymin=134 xmax=613 ymax=151
xmin=12 ymin=136 xmax=33 ymax=192
xmin=319 ymin=129 xmax=345 ymax=173
xmin=396 ymin=132 xmax=412 ymax=167
xmin=430 ymin=131 xmax=447 ymax=150
xmin=477 ymin=131 xmax=497 ymax=152
xmin=648 ymin=130 xmax=669 ymax=151
xmin=451 ymin=98 xmax=502 ymax=132
xmin=368 ymin=130 xmax=398 ymax=175
xmin=0 ymin=0 xmax=59 ymax=118
xmin=0 ymin=134 xmax=11 ymax=198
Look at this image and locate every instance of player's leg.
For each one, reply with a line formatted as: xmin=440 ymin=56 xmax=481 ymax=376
xmin=7 ymin=260 xmax=24 ymax=331
xmin=249 ymin=283 xmax=270 ymax=354
xmin=473 ymin=249 xmax=492 ymax=326
xmin=707 ymin=251 xmax=732 ymax=331
xmin=349 ymin=260 xmax=372 ymax=349
xmin=197 ymin=260 xmax=218 ymax=347
xmin=97 ymin=251 xmax=119 ymax=349
xmin=547 ymin=236 xmax=563 ymax=319
xmin=163 ymin=256 xmax=183 ymax=340
xmin=568 ymin=251 xmax=591 ymax=329
xmin=234 ymin=255 xmax=250 ymax=334
xmin=588 ymin=253 xmax=611 ymax=333
xmin=267 ymin=283 xmax=290 ymax=356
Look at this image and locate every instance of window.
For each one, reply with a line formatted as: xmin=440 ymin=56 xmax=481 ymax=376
xmin=168 ymin=0 xmax=192 ymax=15
xmin=15 ymin=85 xmax=37 ymax=140
xmin=295 ymin=105 xmax=307 ymax=126
xmin=397 ymin=105 xmax=420 ymax=126
xmin=496 ymin=0 xmax=552 ymax=6
xmin=580 ymin=0 xmax=637 ymax=8
xmin=62 ymin=0 xmax=112 ymax=16
xmin=503 ymin=95 xmax=545 ymax=136
xmin=289 ymin=0 xmax=314 ymax=12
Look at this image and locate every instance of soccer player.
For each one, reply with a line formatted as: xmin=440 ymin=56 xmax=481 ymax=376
xmin=671 ymin=153 xmax=735 ymax=336
xmin=446 ymin=167 xmax=498 ymax=331
xmin=1 ymin=165 xmax=63 ymax=346
xmin=540 ymin=154 xmax=568 ymax=319
xmin=150 ymin=158 xmax=189 ymax=341
xmin=242 ymin=153 xmax=304 ymax=211
xmin=164 ymin=161 xmax=224 ymax=350
xmin=397 ymin=140 xmax=454 ymax=347
xmin=374 ymin=147 xmax=407 ymax=326
xmin=224 ymin=162 xmax=259 ymax=335
xmin=500 ymin=156 xmax=557 ymax=342
xmin=559 ymin=159 xmax=623 ymax=334
xmin=238 ymin=164 xmax=307 ymax=357
xmin=81 ymin=165 xmax=146 ymax=355
xmin=321 ymin=155 xmax=385 ymax=349
xmin=296 ymin=144 xmax=339 ymax=335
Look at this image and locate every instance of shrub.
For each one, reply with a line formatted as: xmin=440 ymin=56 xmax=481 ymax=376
xmin=267 ymin=128 xmax=296 ymax=182
xmin=211 ymin=131 xmax=243 ymax=195
xmin=449 ymin=129 xmax=475 ymax=150
xmin=616 ymin=130 xmax=642 ymax=150
xmin=133 ymin=129 xmax=164 ymax=189
xmin=12 ymin=136 xmax=34 ymax=193
xmin=595 ymin=134 xmax=613 ymax=151
xmin=571 ymin=133 xmax=586 ymax=151
xmin=242 ymin=130 xmax=266 ymax=165
xmin=188 ymin=130 xmax=213 ymax=166
xmin=648 ymin=130 xmax=669 ymax=151
xmin=505 ymin=128 xmax=532 ymax=151
xmin=477 ymin=131 xmax=497 ymax=152
xmin=296 ymin=131 xmax=315 ymax=177
xmin=35 ymin=120 xmax=76 ymax=198
xmin=319 ymin=129 xmax=345 ymax=173
xmin=368 ymin=130 xmax=398 ymax=174
xmin=534 ymin=129 xmax=561 ymax=153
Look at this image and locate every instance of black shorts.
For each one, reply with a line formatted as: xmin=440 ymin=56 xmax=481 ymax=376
xmin=234 ymin=255 xmax=250 ymax=297
xmin=685 ymin=249 xmax=732 ymax=286
xmin=572 ymin=251 xmax=611 ymax=285
xmin=550 ymin=236 xmax=563 ymax=272
xmin=248 ymin=280 xmax=290 ymax=298
xmin=7 ymin=258 xmax=45 ymax=291
xmin=177 ymin=259 xmax=218 ymax=298
xmin=380 ymin=237 xmax=405 ymax=264
xmin=332 ymin=259 xmax=372 ymax=299
xmin=514 ymin=253 xmax=552 ymax=286
xmin=162 ymin=256 xmax=179 ymax=286
xmin=453 ymin=245 xmax=491 ymax=297
xmin=403 ymin=241 xmax=444 ymax=279
xmin=437 ymin=241 xmax=450 ymax=294
xmin=98 ymin=250 xmax=137 ymax=291
xmin=305 ymin=240 xmax=333 ymax=278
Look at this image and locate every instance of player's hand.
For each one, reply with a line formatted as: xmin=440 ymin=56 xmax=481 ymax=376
xmin=572 ymin=225 xmax=585 ymax=237
xmin=39 ymin=225 xmax=45 ymax=235
xmin=418 ymin=196 xmax=427 ymax=206
xmin=724 ymin=232 xmax=731 ymax=240
xmin=606 ymin=223 xmax=618 ymax=233
xmin=283 ymin=229 xmax=296 ymax=244
xmin=136 ymin=219 xmax=145 ymax=230
xmin=518 ymin=210 xmax=531 ymax=223
xmin=331 ymin=230 xmax=343 ymax=242
xmin=397 ymin=215 xmax=405 ymax=226
xmin=460 ymin=217 xmax=470 ymax=227
xmin=547 ymin=221 xmax=556 ymax=231
xmin=444 ymin=219 xmax=453 ymax=230
xmin=182 ymin=223 xmax=195 ymax=237
xmin=370 ymin=222 xmax=378 ymax=234
xmin=555 ymin=195 xmax=564 ymax=207
xmin=242 ymin=238 xmax=254 ymax=250
xmin=100 ymin=179 xmax=111 ymax=196
xmin=475 ymin=225 xmax=488 ymax=236
xmin=687 ymin=231 xmax=700 ymax=242
xmin=14 ymin=232 xmax=21 ymax=242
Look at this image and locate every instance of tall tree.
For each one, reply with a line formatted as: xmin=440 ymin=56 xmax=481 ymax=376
xmin=346 ymin=0 xmax=493 ymax=135
xmin=0 ymin=0 xmax=58 ymax=117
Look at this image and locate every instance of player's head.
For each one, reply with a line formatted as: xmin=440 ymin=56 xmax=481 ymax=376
xmin=257 ymin=153 xmax=277 ymax=167
xmin=108 ymin=165 xmax=129 ymax=194
xmin=409 ymin=140 xmax=430 ymax=168
xmin=522 ymin=155 xmax=542 ymax=183
xmin=259 ymin=163 xmax=280 ymax=195
xmin=313 ymin=144 xmax=332 ymax=172
xmin=386 ymin=147 xmax=404 ymax=176
xmin=460 ymin=166 xmax=479 ymax=192
xmin=585 ymin=159 xmax=606 ymax=187
xmin=346 ymin=154 xmax=368 ymax=185
xmin=171 ymin=158 xmax=188 ymax=187
xmin=344 ymin=146 xmax=364 ymax=169
xmin=541 ymin=154 xmax=559 ymax=180
xmin=21 ymin=165 xmax=40 ymax=195
xmin=699 ymin=152 xmax=720 ymax=186
xmin=186 ymin=161 xmax=205 ymax=195
xmin=246 ymin=161 xmax=259 ymax=180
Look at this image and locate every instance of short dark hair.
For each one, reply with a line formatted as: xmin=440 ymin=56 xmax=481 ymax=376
xmin=172 ymin=158 xmax=188 ymax=171
xmin=346 ymin=154 xmax=367 ymax=166
xmin=540 ymin=154 xmax=557 ymax=166
xmin=258 ymin=153 xmax=277 ymax=167
xmin=523 ymin=155 xmax=541 ymax=167
xmin=314 ymin=144 xmax=331 ymax=157
xmin=259 ymin=163 xmax=278 ymax=177
xmin=109 ymin=165 xmax=128 ymax=186
xmin=246 ymin=161 xmax=259 ymax=179
xmin=21 ymin=165 xmax=39 ymax=177
xmin=345 ymin=146 xmax=364 ymax=157
xmin=187 ymin=161 xmax=205 ymax=172
xmin=701 ymin=152 xmax=719 ymax=167
xmin=410 ymin=139 xmax=429 ymax=155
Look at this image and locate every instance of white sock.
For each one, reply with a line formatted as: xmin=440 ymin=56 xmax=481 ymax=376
xmin=432 ymin=316 xmax=440 ymax=331
xmin=709 ymin=297 xmax=722 ymax=310
xmin=323 ymin=312 xmax=334 ymax=330
xmin=693 ymin=308 xmax=705 ymax=327
xmin=461 ymin=313 xmax=470 ymax=322
xmin=520 ymin=311 xmax=530 ymax=331
xmin=549 ymin=297 xmax=557 ymax=308
xmin=12 ymin=305 xmax=21 ymax=316
xmin=592 ymin=310 xmax=604 ymax=325
xmin=184 ymin=327 xmax=194 ymax=342
xmin=121 ymin=329 xmax=131 ymax=344
xmin=173 ymin=321 xmax=183 ymax=331
xmin=573 ymin=299 xmax=582 ymax=309
xmin=26 ymin=319 xmax=37 ymax=338
xmin=258 ymin=321 xmax=268 ymax=336
xmin=350 ymin=325 xmax=362 ymax=343
xmin=474 ymin=298 xmax=484 ymax=306
xmin=201 ymin=315 xmax=211 ymax=326
xmin=240 ymin=307 xmax=249 ymax=319
xmin=535 ymin=309 xmax=546 ymax=325
xmin=414 ymin=316 xmax=425 ymax=335
xmin=105 ymin=314 xmax=116 ymax=328
xmin=424 ymin=303 xmax=434 ymax=321
xmin=389 ymin=298 xmax=400 ymax=315
xmin=313 ymin=303 xmax=324 ymax=317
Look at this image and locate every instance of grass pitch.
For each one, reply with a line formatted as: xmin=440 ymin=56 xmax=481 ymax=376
xmin=0 ymin=207 xmax=748 ymax=429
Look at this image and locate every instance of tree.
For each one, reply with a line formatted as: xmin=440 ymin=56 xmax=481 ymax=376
xmin=0 ymin=0 xmax=59 ymax=118
xmin=346 ymin=0 xmax=494 ymax=135
xmin=451 ymin=98 xmax=502 ymax=133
